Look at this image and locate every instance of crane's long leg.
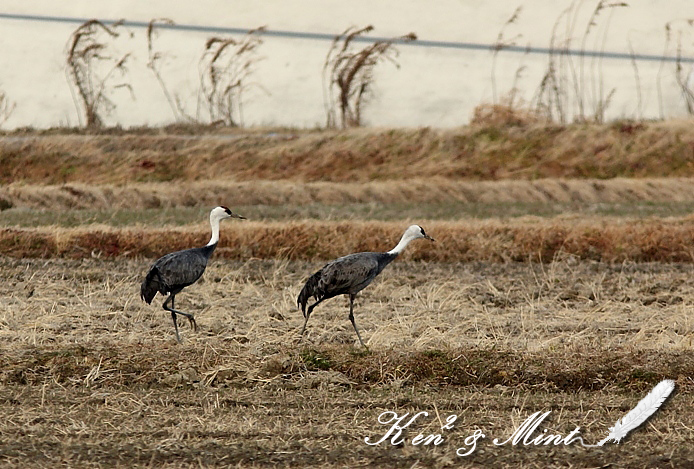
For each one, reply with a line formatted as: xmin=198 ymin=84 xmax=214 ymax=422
xmin=171 ymin=296 xmax=197 ymax=330
xmin=298 ymin=298 xmax=324 ymax=343
xmin=348 ymin=294 xmax=367 ymax=349
xmin=163 ymin=294 xmax=197 ymax=343
xmin=170 ymin=310 xmax=181 ymax=344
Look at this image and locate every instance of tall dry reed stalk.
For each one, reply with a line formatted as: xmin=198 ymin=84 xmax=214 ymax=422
xmin=0 ymin=89 xmax=15 ymax=128
xmin=65 ymin=19 xmax=132 ymax=129
xmin=146 ymin=18 xmax=181 ymax=122
xmin=198 ymin=27 xmax=266 ymax=126
xmin=323 ymin=26 xmax=416 ymax=128
xmin=528 ymin=1 xmax=627 ymax=123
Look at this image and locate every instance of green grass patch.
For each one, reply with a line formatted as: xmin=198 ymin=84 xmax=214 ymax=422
xmin=299 ymin=349 xmax=333 ymax=371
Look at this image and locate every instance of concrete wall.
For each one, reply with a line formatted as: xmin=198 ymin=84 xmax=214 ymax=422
xmin=0 ymin=0 xmax=693 ymax=129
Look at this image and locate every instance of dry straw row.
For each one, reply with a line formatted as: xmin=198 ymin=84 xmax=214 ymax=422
xmin=3 ymin=218 xmax=694 ymax=262
xmin=2 ymin=177 xmax=694 ymax=210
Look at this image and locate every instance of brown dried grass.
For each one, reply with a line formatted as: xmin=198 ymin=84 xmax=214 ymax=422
xmin=3 ymin=217 xmax=694 ymax=262
xmin=2 ymin=258 xmax=693 ymax=377
xmin=1 ymin=258 xmax=693 ymax=467
xmin=2 ymin=120 xmax=694 ymax=184
xmin=3 ymin=177 xmax=694 ymax=210
xmin=3 ymin=123 xmax=694 ymax=466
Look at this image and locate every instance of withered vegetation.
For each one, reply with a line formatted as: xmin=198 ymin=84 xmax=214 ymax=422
xmin=2 ymin=119 xmax=694 ymax=184
xmin=198 ymin=28 xmax=266 ymax=126
xmin=2 ymin=217 xmax=694 ymax=263
xmin=0 ymin=258 xmax=693 ymax=467
xmin=2 ymin=177 xmax=694 ymax=212
xmin=2 ymin=121 xmax=694 ymax=467
xmin=146 ymin=18 xmax=180 ymax=122
xmin=65 ymin=19 xmax=131 ymax=129
xmin=323 ymin=26 xmax=416 ymax=128
xmin=0 ymin=89 xmax=15 ymax=128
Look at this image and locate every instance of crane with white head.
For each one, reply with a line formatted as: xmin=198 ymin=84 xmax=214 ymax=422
xmin=297 ymin=224 xmax=435 ymax=348
xmin=140 ymin=206 xmax=245 ymax=343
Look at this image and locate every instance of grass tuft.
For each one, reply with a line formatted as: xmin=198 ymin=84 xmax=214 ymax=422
xmin=299 ymin=349 xmax=333 ymax=371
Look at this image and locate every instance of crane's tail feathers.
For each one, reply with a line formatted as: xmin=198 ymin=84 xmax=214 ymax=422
xmin=140 ymin=267 xmax=161 ymax=304
xmin=297 ymin=271 xmax=322 ymax=317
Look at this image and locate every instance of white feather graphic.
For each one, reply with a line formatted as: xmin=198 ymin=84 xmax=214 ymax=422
xmin=597 ymin=379 xmax=675 ymax=446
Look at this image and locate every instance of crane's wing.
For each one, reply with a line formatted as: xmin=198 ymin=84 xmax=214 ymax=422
xmin=318 ymin=253 xmax=380 ymax=295
xmin=297 ymin=253 xmax=390 ymax=315
xmin=141 ymin=265 xmax=163 ymax=304
xmin=150 ymin=249 xmax=209 ymax=292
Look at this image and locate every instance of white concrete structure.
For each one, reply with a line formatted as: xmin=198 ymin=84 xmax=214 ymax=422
xmin=0 ymin=1 xmax=692 ymax=129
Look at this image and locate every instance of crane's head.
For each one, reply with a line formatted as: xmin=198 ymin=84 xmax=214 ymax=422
xmin=212 ymin=206 xmax=246 ymax=221
xmin=388 ymin=225 xmax=435 ymax=255
xmin=406 ymin=224 xmax=435 ymax=242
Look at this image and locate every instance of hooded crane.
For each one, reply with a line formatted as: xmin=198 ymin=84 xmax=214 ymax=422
xmin=140 ymin=206 xmax=245 ymax=343
xmin=297 ymin=225 xmax=435 ymax=348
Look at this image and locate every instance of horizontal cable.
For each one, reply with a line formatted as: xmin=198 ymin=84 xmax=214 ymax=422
xmin=1 ymin=12 xmax=693 ymax=63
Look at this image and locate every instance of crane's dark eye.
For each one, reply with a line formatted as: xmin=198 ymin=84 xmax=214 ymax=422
xmin=420 ymin=227 xmax=426 ymax=236
xmin=221 ymin=206 xmax=231 ymax=215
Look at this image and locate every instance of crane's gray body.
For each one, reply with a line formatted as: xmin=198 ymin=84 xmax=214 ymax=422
xmin=298 ymin=251 xmax=397 ymax=311
xmin=140 ymin=244 xmax=216 ymax=303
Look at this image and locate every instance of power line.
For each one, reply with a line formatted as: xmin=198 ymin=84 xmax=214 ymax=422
xmin=1 ymin=12 xmax=693 ymax=63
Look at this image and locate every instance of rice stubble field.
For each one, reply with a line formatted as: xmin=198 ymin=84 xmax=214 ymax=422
xmin=1 ymin=125 xmax=694 ymax=467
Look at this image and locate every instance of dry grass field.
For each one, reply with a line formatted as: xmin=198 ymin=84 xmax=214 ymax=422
xmin=2 ymin=125 xmax=694 ymax=467
xmin=1 ymin=258 xmax=693 ymax=467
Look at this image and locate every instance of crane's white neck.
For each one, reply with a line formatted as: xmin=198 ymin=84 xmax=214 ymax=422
xmin=387 ymin=231 xmax=416 ymax=255
xmin=207 ymin=212 xmax=223 ymax=246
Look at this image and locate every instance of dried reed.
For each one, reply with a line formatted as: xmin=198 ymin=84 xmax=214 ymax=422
xmin=65 ymin=19 xmax=132 ymax=128
xmin=2 ymin=177 xmax=694 ymax=211
xmin=323 ymin=26 xmax=416 ymax=128
xmin=198 ymin=28 xmax=266 ymax=126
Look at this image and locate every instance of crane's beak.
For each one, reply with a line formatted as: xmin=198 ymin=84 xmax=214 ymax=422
xmin=424 ymin=234 xmax=435 ymax=242
xmin=231 ymin=212 xmax=246 ymax=220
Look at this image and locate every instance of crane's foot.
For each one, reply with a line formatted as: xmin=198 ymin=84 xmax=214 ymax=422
xmin=187 ymin=316 xmax=197 ymax=331
xmin=165 ymin=306 xmax=197 ymax=343
xmin=356 ymin=336 xmax=368 ymax=350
